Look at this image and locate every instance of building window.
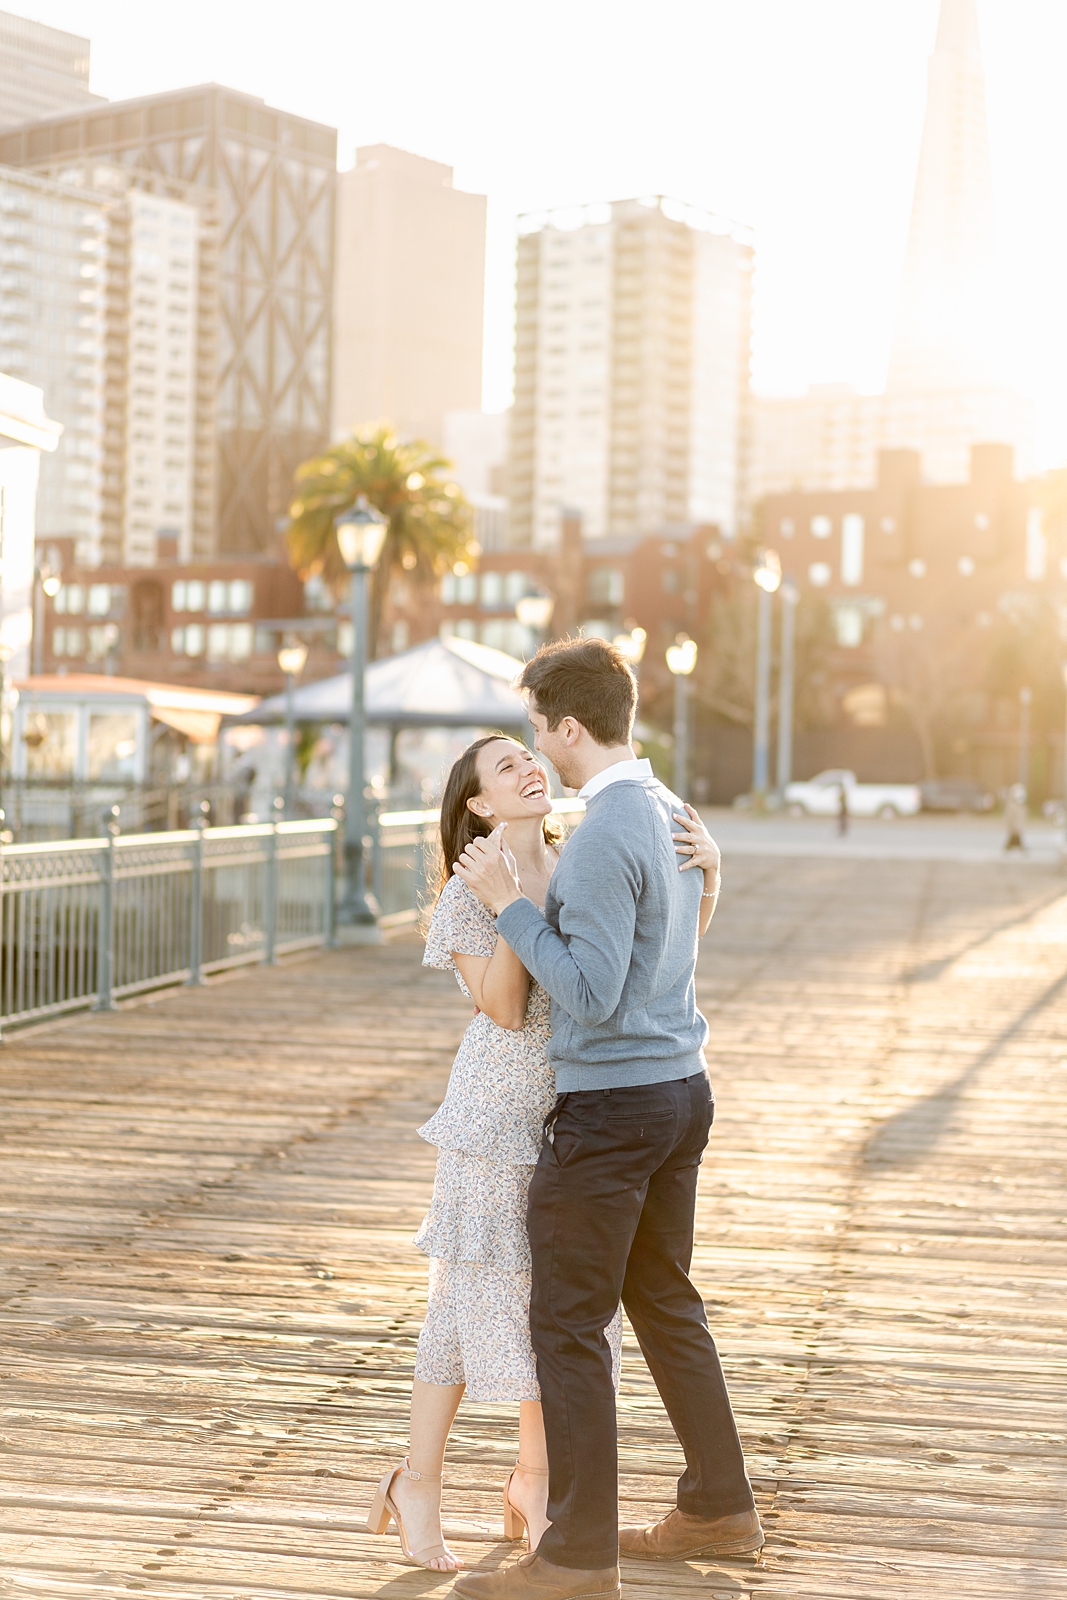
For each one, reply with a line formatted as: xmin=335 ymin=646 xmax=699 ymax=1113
xmin=481 ymin=571 xmax=504 ymax=608
xmin=23 ymin=711 xmax=76 ymax=779
xmin=54 ymin=583 xmax=85 ymax=615
xmin=53 ymin=625 xmax=85 ymax=656
xmin=834 ymin=605 xmax=864 ymax=648
xmin=589 ymin=567 xmax=625 ymax=605
xmin=88 ymin=712 xmax=138 ymax=782
xmin=172 ymin=578 xmax=206 ymax=612
xmin=87 ymin=583 xmax=112 ymax=616
xmin=1026 ymin=507 xmax=1047 ymax=581
xmin=505 ymin=571 xmax=528 ymax=605
xmin=206 ymin=622 xmax=253 ymax=662
xmin=204 ymin=579 xmax=252 ymax=615
xmin=840 ymin=514 xmax=864 ymax=586
xmin=172 ymin=622 xmax=205 ymax=656
xmin=808 ymin=562 xmax=831 ymax=587
xmin=811 ymin=515 xmax=832 ymax=539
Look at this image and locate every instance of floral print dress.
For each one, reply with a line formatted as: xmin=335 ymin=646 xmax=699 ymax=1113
xmin=417 ymin=875 xmax=621 ymax=1402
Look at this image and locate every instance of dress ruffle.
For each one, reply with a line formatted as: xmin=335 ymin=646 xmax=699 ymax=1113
xmin=414 ymin=1150 xmax=534 ymax=1272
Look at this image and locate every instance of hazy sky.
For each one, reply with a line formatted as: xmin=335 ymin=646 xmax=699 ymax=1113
xmin=12 ymin=1 xmax=1067 ymax=464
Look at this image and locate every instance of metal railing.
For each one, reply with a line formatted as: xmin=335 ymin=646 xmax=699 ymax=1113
xmin=1 ymin=817 xmax=336 ymax=1035
xmin=0 ymin=797 xmax=586 ymax=1035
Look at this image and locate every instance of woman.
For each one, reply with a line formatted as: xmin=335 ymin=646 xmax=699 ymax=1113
xmin=368 ymin=734 xmax=721 ymax=1570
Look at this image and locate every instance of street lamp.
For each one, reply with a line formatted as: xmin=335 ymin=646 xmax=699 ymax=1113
xmin=613 ymin=626 xmax=647 ymax=666
xmin=752 ymin=550 xmax=782 ymax=795
xmin=335 ymin=496 xmax=389 ymax=929
xmin=776 ymin=578 xmax=798 ymax=793
xmin=515 ymin=591 xmax=555 ymax=657
xmin=1018 ymin=684 xmax=1032 ymax=793
xmin=33 ymin=552 xmax=61 ymax=677
xmin=277 ymin=637 xmax=308 ymax=818
xmin=666 ymin=635 xmax=698 ymax=797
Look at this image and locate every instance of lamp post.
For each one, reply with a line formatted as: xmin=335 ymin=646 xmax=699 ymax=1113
xmin=33 ymin=555 xmax=61 ymax=677
xmin=1018 ymin=684 xmax=1032 ymax=792
xmin=335 ymin=497 xmax=389 ymax=929
xmin=752 ymin=550 xmax=782 ymax=795
xmin=776 ymin=578 xmax=798 ymax=792
xmin=515 ymin=591 xmax=555 ymax=650
xmin=613 ymin=626 xmax=647 ymax=670
xmin=277 ymin=637 xmax=308 ymax=818
xmin=666 ymin=635 xmax=698 ymax=797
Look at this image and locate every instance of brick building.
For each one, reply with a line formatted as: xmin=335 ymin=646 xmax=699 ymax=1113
xmin=756 ymin=444 xmax=1063 ymax=796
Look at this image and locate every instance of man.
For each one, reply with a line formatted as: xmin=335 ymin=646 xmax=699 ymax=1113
xmin=453 ymin=638 xmax=760 ymax=1600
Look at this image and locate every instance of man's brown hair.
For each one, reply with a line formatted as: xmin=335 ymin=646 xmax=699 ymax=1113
xmin=518 ymin=636 xmax=636 ymax=746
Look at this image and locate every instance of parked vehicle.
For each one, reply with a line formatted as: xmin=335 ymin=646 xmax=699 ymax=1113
xmin=784 ymin=769 xmax=922 ymax=819
xmin=919 ymin=777 xmax=995 ymax=813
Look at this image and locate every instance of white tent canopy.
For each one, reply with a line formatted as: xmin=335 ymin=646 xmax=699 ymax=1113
xmin=234 ymin=635 xmax=531 ymax=729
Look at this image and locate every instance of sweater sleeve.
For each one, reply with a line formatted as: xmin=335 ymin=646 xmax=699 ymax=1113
xmin=495 ymin=818 xmax=643 ymax=1025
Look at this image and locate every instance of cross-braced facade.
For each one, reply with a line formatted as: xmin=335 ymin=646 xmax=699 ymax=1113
xmin=1 ymin=86 xmax=336 ymax=557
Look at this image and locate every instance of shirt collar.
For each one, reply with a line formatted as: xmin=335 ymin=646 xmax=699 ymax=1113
xmin=578 ymin=757 xmax=654 ymax=802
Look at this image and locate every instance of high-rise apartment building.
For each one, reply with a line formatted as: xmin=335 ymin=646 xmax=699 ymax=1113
xmin=332 ymin=145 xmax=486 ymax=447
xmin=1 ymin=85 xmax=336 ymax=557
xmin=0 ymin=166 xmax=109 ymax=560
xmin=0 ymin=9 xmax=101 ymax=131
xmin=0 ymin=164 xmax=204 ymax=568
xmin=508 ymin=197 xmax=752 ymax=550
xmin=749 ymin=0 xmax=1032 ymax=500
xmin=112 ymin=185 xmax=200 ymax=566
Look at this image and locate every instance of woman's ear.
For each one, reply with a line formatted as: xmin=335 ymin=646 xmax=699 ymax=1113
xmin=466 ymin=796 xmax=492 ymax=820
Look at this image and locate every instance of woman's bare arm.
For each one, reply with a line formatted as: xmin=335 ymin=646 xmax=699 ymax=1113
xmin=672 ymin=804 xmax=722 ymax=936
xmin=453 ymin=939 xmax=532 ymax=1031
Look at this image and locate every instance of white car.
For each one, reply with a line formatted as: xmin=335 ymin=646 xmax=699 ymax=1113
xmin=784 ymin=769 xmax=921 ymax=820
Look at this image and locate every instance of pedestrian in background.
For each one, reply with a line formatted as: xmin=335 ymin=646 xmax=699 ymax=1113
xmin=1004 ymin=784 xmax=1027 ymax=852
xmin=837 ymin=779 xmax=849 ymax=837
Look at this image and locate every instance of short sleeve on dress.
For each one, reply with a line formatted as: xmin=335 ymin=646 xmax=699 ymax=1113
xmin=423 ymin=877 xmax=497 ymax=981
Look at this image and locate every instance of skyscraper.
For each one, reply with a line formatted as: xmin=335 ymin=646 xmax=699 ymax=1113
xmin=0 ymin=166 xmax=110 ymax=561
xmin=332 ymin=145 xmax=486 ymax=447
xmin=0 ymin=9 xmax=101 ymax=131
xmin=749 ymin=0 xmax=1032 ymax=499
xmin=508 ymin=197 xmax=752 ymax=550
xmin=888 ymin=0 xmax=996 ymax=392
xmin=1 ymin=86 xmax=336 ymax=557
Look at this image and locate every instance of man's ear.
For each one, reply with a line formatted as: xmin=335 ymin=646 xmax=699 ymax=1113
xmin=561 ymin=716 xmax=583 ymax=747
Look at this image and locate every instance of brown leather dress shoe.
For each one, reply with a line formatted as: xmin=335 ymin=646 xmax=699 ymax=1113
xmin=619 ymin=1506 xmax=764 ymax=1560
xmin=454 ymin=1551 xmax=621 ymax=1600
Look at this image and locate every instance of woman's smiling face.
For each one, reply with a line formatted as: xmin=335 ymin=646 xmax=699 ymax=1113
xmin=468 ymin=739 xmax=551 ymax=826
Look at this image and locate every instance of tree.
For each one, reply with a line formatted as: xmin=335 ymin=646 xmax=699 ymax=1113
xmin=871 ymin=616 xmax=980 ymax=779
xmin=287 ymin=425 xmax=474 ymax=657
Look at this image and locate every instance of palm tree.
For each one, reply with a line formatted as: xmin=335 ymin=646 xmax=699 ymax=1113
xmin=287 ymin=424 xmax=474 ymax=656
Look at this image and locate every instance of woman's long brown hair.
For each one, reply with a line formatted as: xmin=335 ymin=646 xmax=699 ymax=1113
xmin=437 ymin=733 xmax=562 ymax=895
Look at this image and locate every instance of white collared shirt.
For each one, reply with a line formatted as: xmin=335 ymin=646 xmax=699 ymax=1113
xmin=578 ymin=757 xmax=654 ymax=803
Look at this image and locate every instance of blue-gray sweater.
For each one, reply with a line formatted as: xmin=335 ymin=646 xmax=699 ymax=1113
xmin=495 ymin=776 xmax=709 ymax=1091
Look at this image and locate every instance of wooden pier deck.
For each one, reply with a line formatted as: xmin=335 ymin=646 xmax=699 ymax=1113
xmin=0 ymin=854 xmax=1064 ymax=1600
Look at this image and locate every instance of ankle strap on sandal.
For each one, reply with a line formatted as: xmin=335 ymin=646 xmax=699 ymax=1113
xmin=513 ymin=1462 xmax=550 ymax=1475
xmin=401 ymin=1456 xmax=442 ymax=1482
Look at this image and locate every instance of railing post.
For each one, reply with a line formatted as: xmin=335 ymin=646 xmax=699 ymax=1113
xmin=325 ymin=804 xmax=341 ymax=949
xmin=0 ymin=808 xmax=5 ymax=1044
xmin=187 ymin=805 xmax=208 ymax=987
xmin=371 ymin=803 xmax=383 ymax=914
xmin=265 ymin=796 xmax=282 ymax=965
xmin=95 ymin=806 xmax=120 ymax=1012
